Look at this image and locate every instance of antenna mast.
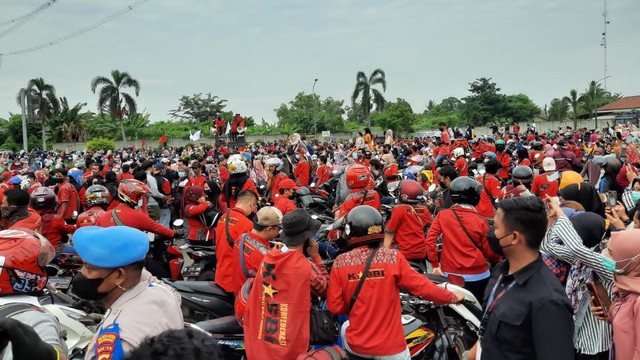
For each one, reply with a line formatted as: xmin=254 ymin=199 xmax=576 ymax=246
xmin=601 ymin=0 xmax=610 ymax=90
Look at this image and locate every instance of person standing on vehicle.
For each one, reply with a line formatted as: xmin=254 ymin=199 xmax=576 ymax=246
xmin=51 ymin=168 xmax=80 ymax=224
xmin=2 ymin=188 xmax=41 ymax=231
xmin=426 ymin=177 xmax=501 ymax=302
xmin=472 ymin=196 xmax=574 ymax=360
xmin=327 ymin=205 xmax=464 ymax=359
xmin=273 ymin=178 xmax=298 ymax=216
xmin=214 ymin=190 xmax=257 ymax=292
xmin=244 ymin=209 xmax=329 ymax=360
xmin=0 ymin=229 xmax=69 ymax=360
xmin=71 ymin=226 xmax=183 ymax=359
xmin=77 ymin=185 xmax=110 ymax=228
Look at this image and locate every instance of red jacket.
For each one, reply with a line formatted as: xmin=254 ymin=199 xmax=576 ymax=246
xmin=7 ymin=208 xmax=42 ymax=232
xmin=385 ymin=204 xmax=428 ymax=260
xmin=185 ymin=202 xmax=215 ymax=242
xmin=476 ymin=174 xmax=501 ymax=218
xmin=77 ymin=207 xmax=106 ymax=228
xmin=232 ymin=232 xmax=270 ymax=294
xmin=40 ymin=213 xmax=75 ymax=250
xmin=294 ymin=161 xmax=310 ymax=187
xmin=425 ymin=207 xmax=500 ymax=274
xmin=95 ymin=203 xmax=174 ymax=238
xmin=273 ymin=196 xmax=296 ymax=216
xmin=327 ymin=247 xmax=457 ymax=356
xmin=338 ymin=189 xmax=380 ymax=218
xmin=315 ymin=164 xmax=330 ymax=186
xmin=219 ymin=179 xmax=258 ymax=209
xmin=496 ymin=152 xmax=511 ymax=180
xmin=214 ymin=208 xmax=254 ymax=292
xmin=454 ymin=157 xmax=468 ymax=177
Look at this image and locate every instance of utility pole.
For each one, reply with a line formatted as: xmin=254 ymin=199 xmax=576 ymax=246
xmin=312 ymin=78 xmax=318 ymax=137
xmin=19 ymin=89 xmax=28 ymax=152
xmin=601 ymin=0 xmax=610 ymax=90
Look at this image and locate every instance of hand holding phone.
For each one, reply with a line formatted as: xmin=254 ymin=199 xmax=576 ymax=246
xmin=586 ymin=281 xmax=612 ymax=318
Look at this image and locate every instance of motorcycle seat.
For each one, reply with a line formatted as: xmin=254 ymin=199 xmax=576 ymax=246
xmin=170 ymin=281 xmax=233 ymax=300
xmin=425 ymin=273 xmax=448 ymax=284
xmin=188 ymin=245 xmax=216 ymax=253
xmin=196 ymin=315 xmax=243 ymax=334
xmin=407 ymin=259 xmax=427 ymax=274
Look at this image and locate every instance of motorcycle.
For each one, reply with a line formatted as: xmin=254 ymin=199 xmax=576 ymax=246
xmin=180 ymin=244 xmax=217 ymax=281
xmin=165 ymin=280 xmax=235 ymax=322
xmin=296 ymin=187 xmax=333 ymax=218
xmin=46 ymin=251 xmax=84 ymax=293
xmin=145 ymin=219 xmax=186 ymax=281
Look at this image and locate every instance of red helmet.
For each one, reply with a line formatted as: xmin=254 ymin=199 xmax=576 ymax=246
xmin=399 ymin=180 xmax=425 ymax=204
xmin=85 ymin=184 xmax=110 ymax=208
xmin=0 ymin=229 xmax=55 ymax=294
xmin=345 ymin=165 xmax=371 ymax=190
xmin=234 ymin=278 xmax=254 ymax=326
xmin=383 ymin=163 xmax=399 ymax=180
xmin=29 ymin=187 xmax=57 ymax=210
xmin=118 ymin=179 xmax=151 ymax=206
xmin=34 ymin=170 xmax=46 ymax=184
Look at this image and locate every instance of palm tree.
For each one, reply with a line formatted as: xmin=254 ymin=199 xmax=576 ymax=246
xmin=351 ymin=69 xmax=387 ymax=127
xmin=15 ymin=78 xmax=60 ymax=150
xmin=563 ymin=89 xmax=583 ymax=130
xmin=579 ymin=81 xmax=607 ymax=130
xmin=51 ymin=97 xmax=89 ymax=143
xmin=91 ymin=70 xmax=140 ymax=142
xmin=547 ymin=98 xmax=569 ymax=124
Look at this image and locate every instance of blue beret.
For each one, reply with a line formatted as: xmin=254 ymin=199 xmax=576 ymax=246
xmin=73 ymin=226 xmax=149 ymax=268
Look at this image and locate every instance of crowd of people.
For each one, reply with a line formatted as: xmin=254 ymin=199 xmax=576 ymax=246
xmin=0 ymin=119 xmax=639 ymax=359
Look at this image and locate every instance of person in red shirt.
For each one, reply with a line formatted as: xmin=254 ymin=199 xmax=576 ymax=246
xmin=187 ymin=161 xmax=207 ymax=188
xmin=337 ymin=165 xmax=380 ymax=219
xmin=50 ymin=168 xmax=80 ymax=224
xmin=383 ymin=180 xmax=431 ymax=261
xmin=314 ymin=155 xmax=330 ymax=187
xmin=232 ymin=206 xmax=283 ymax=297
xmin=120 ymin=163 xmax=134 ymax=180
xmin=2 ymin=189 xmax=41 ymax=231
xmin=30 ymin=187 xmax=75 ymax=252
xmin=77 ymin=184 xmax=110 ymax=228
xmin=452 ymin=147 xmax=468 ymax=177
xmin=230 ymin=113 xmax=244 ymax=142
xmin=219 ymin=155 xmax=258 ymax=209
xmin=273 ymin=178 xmax=298 ymax=216
xmin=214 ymin=190 xmax=257 ymax=291
xmin=183 ymin=186 xmax=216 ymax=245
xmin=529 ymin=142 xmax=545 ymax=169
xmin=265 ymin=157 xmax=289 ymax=203
xmin=516 ymin=147 xmax=531 ymax=167
xmin=245 ymin=209 xmax=328 ymax=360
xmin=495 ymin=140 xmax=511 ymax=184
xmin=327 ymin=205 xmax=463 ymax=359
xmin=531 ymin=157 xmax=559 ymax=199
xmin=293 ymin=153 xmax=310 ymax=187
xmin=475 ymin=159 xmax=502 ymax=218
xmin=426 ymin=177 xmax=501 ymax=301
xmin=214 ymin=113 xmax=225 ymax=137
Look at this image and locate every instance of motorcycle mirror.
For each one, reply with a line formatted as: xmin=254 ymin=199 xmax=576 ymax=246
xmin=309 ymin=182 xmax=316 ymax=188
xmin=311 ymin=215 xmax=319 ymax=220
xmin=72 ymin=211 xmax=78 ymax=220
xmin=428 ymin=184 xmax=437 ymax=192
xmin=447 ymin=274 xmax=465 ymax=287
xmin=173 ymin=219 xmax=184 ymax=228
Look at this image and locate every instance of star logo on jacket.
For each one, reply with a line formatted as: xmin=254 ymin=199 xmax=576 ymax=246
xmin=263 ymin=283 xmax=278 ymax=298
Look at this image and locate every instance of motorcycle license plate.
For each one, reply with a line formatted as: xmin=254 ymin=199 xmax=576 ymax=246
xmin=48 ymin=276 xmax=72 ymax=290
xmin=181 ymin=265 xmax=202 ymax=277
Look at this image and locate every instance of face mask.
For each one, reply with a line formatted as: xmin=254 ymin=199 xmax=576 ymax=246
xmin=632 ymin=191 xmax=640 ymax=205
xmin=178 ymin=172 xmax=186 ymax=178
xmin=70 ymin=270 xmax=117 ymax=301
xmin=486 ymin=226 xmax=513 ymax=256
xmin=438 ymin=180 xmax=446 ymax=189
xmin=352 ymin=153 xmax=358 ymax=159
xmin=602 ymin=253 xmax=640 ymax=274
xmin=295 ymin=154 xmax=300 ymax=159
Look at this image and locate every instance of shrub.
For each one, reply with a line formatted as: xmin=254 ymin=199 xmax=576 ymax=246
xmin=86 ymin=138 xmax=116 ymax=151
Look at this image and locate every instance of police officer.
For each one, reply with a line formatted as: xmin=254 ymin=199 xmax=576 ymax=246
xmin=71 ymin=226 xmax=183 ymax=360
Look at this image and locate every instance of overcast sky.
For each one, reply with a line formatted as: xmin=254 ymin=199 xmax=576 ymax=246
xmin=0 ymin=0 xmax=638 ymax=125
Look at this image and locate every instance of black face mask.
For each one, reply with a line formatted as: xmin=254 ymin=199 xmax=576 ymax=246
xmin=71 ymin=270 xmax=117 ymax=301
xmin=486 ymin=226 xmax=513 ymax=256
xmin=438 ymin=180 xmax=447 ymax=189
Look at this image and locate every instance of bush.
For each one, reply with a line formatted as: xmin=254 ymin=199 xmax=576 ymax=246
xmin=86 ymin=138 xmax=116 ymax=151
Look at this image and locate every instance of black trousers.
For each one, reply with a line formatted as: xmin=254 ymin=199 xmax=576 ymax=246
xmin=464 ymin=277 xmax=490 ymax=304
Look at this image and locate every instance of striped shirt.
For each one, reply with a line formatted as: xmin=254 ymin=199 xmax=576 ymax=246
xmin=541 ymin=216 xmax=612 ymax=355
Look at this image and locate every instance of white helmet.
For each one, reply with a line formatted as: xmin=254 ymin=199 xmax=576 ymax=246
xmin=19 ymin=176 xmax=32 ymax=191
xmin=228 ymin=155 xmax=248 ymax=174
xmin=452 ymin=147 xmax=465 ymax=158
xmin=264 ymin=157 xmax=283 ymax=171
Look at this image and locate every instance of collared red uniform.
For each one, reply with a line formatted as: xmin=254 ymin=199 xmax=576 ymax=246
xmin=232 ymin=232 xmax=270 ymax=294
xmin=77 ymin=207 xmax=106 ymax=228
xmin=40 ymin=213 xmax=75 ymax=251
xmin=531 ymin=173 xmax=559 ymax=199
xmin=294 ymin=161 xmax=310 ymax=187
xmin=187 ymin=175 xmax=207 ymax=188
xmin=214 ymin=208 xmax=253 ymax=292
xmin=476 ymin=174 xmax=501 ymax=218
xmin=385 ymin=204 xmax=428 ymax=260
xmin=95 ymin=203 xmax=174 ymax=238
xmin=57 ymin=181 xmax=80 ymax=220
xmin=338 ymin=190 xmax=380 ymax=218
xmin=273 ymin=196 xmax=296 ymax=216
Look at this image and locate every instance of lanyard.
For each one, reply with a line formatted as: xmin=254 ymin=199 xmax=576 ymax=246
xmin=479 ymin=274 xmax=517 ymax=337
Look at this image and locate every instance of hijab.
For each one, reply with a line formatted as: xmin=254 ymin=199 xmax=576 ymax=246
xmin=184 ymin=186 xmax=205 ymax=206
xmin=558 ymin=182 xmax=605 ymax=218
xmin=608 ymin=229 xmax=640 ymax=295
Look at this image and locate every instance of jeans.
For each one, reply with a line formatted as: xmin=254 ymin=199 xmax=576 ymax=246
xmin=159 ymin=208 xmax=171 ymax=228
xmin=341 ymin=321 xmax=411 ymax=360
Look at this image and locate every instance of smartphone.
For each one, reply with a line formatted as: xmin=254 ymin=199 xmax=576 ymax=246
xmin=621 ymin=147 xmax=627 ymax=160
xmin=608 ymin=190 xmax=618 ymax=207
xmin=586 ymin=281 xmax=612 ymax=316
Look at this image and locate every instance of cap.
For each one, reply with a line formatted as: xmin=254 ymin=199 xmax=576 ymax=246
xmin=161 ymin=157 xmax=170 ymax=164
xmin=279 ymin=209 xmax=321 ymax=246
xmin=542 ymin=157 xmax=556 ymax=172
xmin=255 ymin=207 xmax=283 ymax=227
xmin=73 ymin=226 xmax=149 ymax=268
xmin=557 ymin=139 xmax=567 ymax=148
xmin=154 ymin=162 xmax=165 ymax=170
xmin=191 ymin=161 xmax=201 ymax=169
xmin=279 ymin=178 xmax=299 ymax=190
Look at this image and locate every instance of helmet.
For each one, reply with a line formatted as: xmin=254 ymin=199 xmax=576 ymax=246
xmin=85 ymin=184 xmax=110 ymax=208
xmin=532 ymin=141 xmax=543 ymax=151
xmin=228 ymin=155 xmax=248 ymax=174
xmin=264 ymin=157 xmax=283 ymax=171
xmin=363 ymin=149 xmax=372 ymax=159
xmin=235 ymin=277 xmax=253 ymax=326
xmin=495 ymin=139 xmax=505 ymax=145
xmin=399 ymin=180 xmax=425 ymax=204
xmin=449 ymin=177 xmax=482 ymax=206
xmin=483 ymin=151 xmax=496 ymax=160
xmin=0 ymin=229 xmax=55 ymax=295
xmin=512 ymin=165 xmax=534 ymax=185
xmin=345 ymin=165 xmax=371 ymax=189
xmin=8 ymin=176 xmax=21 ymax=187
xmin=344 ymin=205 xmax=384 ymax=247
xmin=330 ymin=165 xmax=344 ymax=179
xmin=29 ymin=187 xmax=57 ymax=210
xmin=19 ymin=176 xmax=31 ymax=191
xmin=559 ymin=171 xmax=583 ymax=190
xmin=383 ymin=163 xmax=399 ymax=180
xmin=452 ymin=147 xmax=465 ymax=158
xmin=118 ymin=179 xmax=151 ymax=206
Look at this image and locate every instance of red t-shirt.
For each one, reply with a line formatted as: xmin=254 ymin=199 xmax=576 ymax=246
xmin=454 ymin=157 xmax=468 ymax=177
xmin=57 ymin=181 xmax=79 ymax=219
xmin=40 ymin=213 xmax=75 ymax=249
xmin=338 ymin=190 xmax=381 ymax=218
xmin=273 ymin=196 xmax=297 ymax=216
xmin=219 ymin=179 xmax=258 ymax=209
xmin=531 ymin=173 xmax=559 ymax=199
xmin=519 ymin=158 xmax=532 ymax=167
xmin=187 ymin=175 xmax=207 ymax=188
xmin=270 ymin=172 xmax=289 ymax=203
xmin=315 ymin=165 xmax=330 ymax=186
xmin=294 ymin=161 xmax=310 ymax=187
xmin=476 ymin=175 xmax=501 ymax=218
xmin=496 ymin=152 xmax=511 ymax=180
xmin=386 ymin=204 xmax=428 ymax=260
xmin=214 ymin=208 xmax=254 ymax=292
xmin=327 ymin=247 xmax=456 ymax=356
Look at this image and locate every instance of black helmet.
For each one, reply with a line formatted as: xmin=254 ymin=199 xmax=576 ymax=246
xmin=344 ymin=205 xmax=384 ymax=247
xmin=532 ymin=141 xmax=543 ymax=150
xmin=30 ymin=187 xmax=57 ymax=210
xmin=449 ymin=177 xmax=482 ymax=206
xmin=85 ymin=184 xmax=110 ymax=208
xmin=512 ymin=165 xmax=533 ymax=184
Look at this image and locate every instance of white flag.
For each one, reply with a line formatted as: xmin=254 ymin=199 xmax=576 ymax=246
xmin=191 ymin=130 xmax=201 ymax=141
xmin=225 ymin=122 xmax=231 ymax=135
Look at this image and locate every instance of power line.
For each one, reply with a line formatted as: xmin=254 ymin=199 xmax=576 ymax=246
xmin=0 ymin=0 xmax=150 ymax=57
xmin=0 ymin=1 xmax=58 ymax=38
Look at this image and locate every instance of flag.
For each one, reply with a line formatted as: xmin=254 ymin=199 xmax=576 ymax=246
xmin=189 ymin=130 xmax=201 ymax=142
xmin=159 ymin=134 xmax=167 ymax=145
xmin=141 ymin=139 xmax=146 ymax=148
xmin=225 ymin=122 xmax=231 ymax=135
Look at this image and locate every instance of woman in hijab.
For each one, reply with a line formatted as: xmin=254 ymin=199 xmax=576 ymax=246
xmin=558 ymin=182 xmax=606 ymax=218
xmin=543 ymin=207 xmax=612 ymax=360
xmin=600 ymin=229 xmax=640 ymax=359
xmin=183 ymin=186 xmax=216 ymax=245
